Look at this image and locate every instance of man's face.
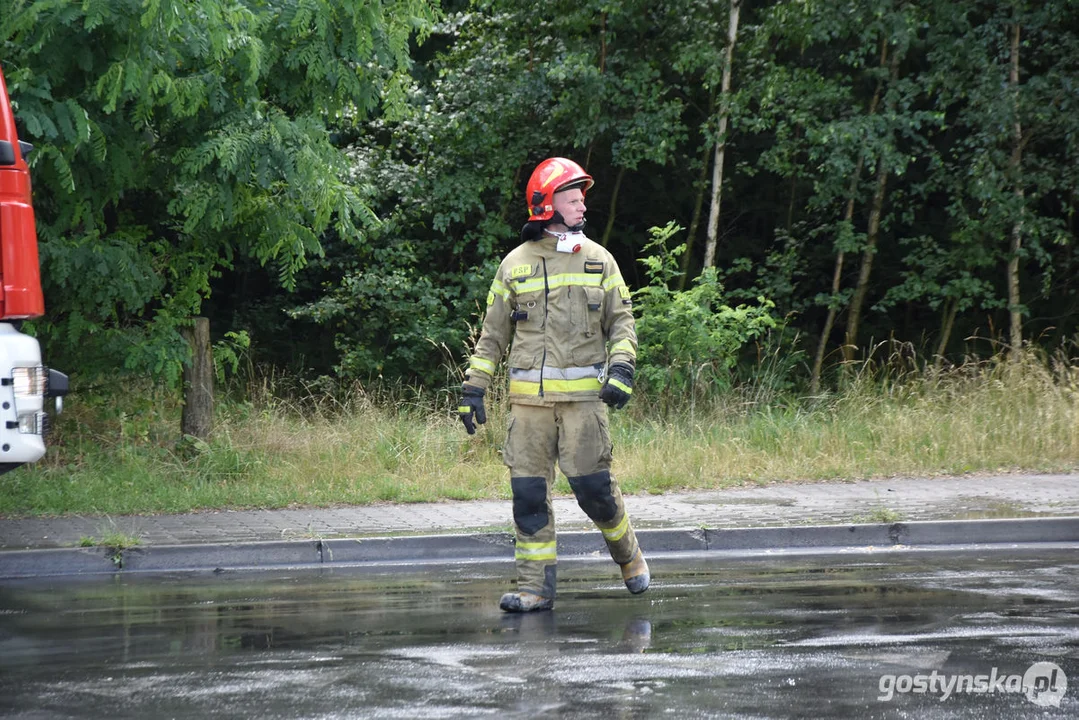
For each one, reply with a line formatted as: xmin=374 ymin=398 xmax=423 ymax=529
xmin=551 ymin=187 xmax=586 ymax=230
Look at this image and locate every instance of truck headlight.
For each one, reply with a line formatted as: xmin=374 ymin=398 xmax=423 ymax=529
xmin=15 ymin=411 xmax=47 ymax=435
xmin=11 ymin=366 xmax=48 ymax=397
xmin=7 ymin=410 xmax=48 ymax=433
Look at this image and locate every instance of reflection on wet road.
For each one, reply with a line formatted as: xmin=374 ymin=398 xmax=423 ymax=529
xmin=1 ymin=549 xmax=1076 ymax=718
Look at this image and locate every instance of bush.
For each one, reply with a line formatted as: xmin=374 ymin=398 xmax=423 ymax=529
xmin=633 ymin=222 xmax=778 ymax=413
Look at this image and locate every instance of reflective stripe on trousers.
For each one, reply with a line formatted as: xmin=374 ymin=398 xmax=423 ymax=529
xmin=502 ymin=401 xmax=640 ymax=597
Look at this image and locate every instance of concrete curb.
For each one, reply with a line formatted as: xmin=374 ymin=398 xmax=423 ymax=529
xmin=1 ymin=516 xmax=1076 ymax=579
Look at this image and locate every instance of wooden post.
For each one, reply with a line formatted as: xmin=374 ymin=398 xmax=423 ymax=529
xmin=182 ymin=317 xmax=213 ymax=441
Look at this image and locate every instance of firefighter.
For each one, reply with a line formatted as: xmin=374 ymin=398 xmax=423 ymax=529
xmin=458 ymin=157 xmax=650 ymax=613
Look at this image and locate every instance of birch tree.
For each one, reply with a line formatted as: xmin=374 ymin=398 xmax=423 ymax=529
xmin=702 ymin=0 xmax=742 ymax=269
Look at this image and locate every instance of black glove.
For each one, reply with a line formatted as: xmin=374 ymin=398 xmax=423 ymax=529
xmin=458 ymin=384 xmax=487 ymax=434
xmin=599 ymin=362 xmax=634 ymax=410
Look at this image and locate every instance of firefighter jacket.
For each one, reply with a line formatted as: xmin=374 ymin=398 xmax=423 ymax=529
xmin=465 ymin=231 xmax=637 ymax=406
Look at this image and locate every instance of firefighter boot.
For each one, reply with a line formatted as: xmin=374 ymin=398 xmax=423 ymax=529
xmin=499 ymin=591 xmax=554 ymax=613
xmin=620 ymin=549 xmax=650 ymax=594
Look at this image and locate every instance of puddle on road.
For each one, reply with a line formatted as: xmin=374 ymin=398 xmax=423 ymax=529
xmin=0 ymin=551 xmax=1076 ymax=718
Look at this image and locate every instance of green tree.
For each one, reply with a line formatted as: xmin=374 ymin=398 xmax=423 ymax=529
xmin=911 ymin=0 xmax=1079 ymax=356
xmin=297 ymin=0 xmax=699 ymax=381
xmin=2 ymin=0 xmax=437 ymax=382
xmin=735 ymin=1 xmax=939 ymax=386
xmin=10 ymin=0 xmax=1076 ymax=394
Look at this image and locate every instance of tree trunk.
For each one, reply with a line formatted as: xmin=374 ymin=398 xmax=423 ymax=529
xmin=783 ymin=51 xmax=807 ymax=235
xmin=182 ymin=317 xmax=213 ymax=441
xmin=1007 ymin=21 xmax=1024 ymax=357
xmin=809 ymin=39 xmax=889 ymax=393
xmin=600 ymin=166 xmax=625 ymax=248
xmin=702 ymin=0 xmax=741 ymax=269
xmin=810 ymin=247 xmax=847 ymax=395
xmin=785 ymin=158 xmax=798 ymax=232
xmin=934 ymin=297 xmax=959 ymax=369
xmin=680 ymin=91 xmax=718 ymax=289
xmin=843 ymin=154 xmax=890 ymax=363
xmin=841 ymin=50 xmax=900 ymax=364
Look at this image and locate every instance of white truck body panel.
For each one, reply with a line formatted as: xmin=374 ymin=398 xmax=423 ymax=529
xmin=0 ymin=322 xmax=45 ymax=463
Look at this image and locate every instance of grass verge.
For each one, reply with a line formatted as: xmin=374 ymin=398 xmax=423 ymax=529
xmin=1 ymin=351 xmax=1076 ymax=516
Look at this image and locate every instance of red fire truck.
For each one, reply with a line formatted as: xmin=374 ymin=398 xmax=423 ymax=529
xmin=0 ymin=65 xmax=68 ymax=472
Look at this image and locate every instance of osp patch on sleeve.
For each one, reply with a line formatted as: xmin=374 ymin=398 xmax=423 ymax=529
xmin=510 ymin=264 xmax=532 ymax=280
xmin=618 ymin=285 xmax=632 ymax=303
xmin=584 ymin=259 xmax=605 ymax=274
xmin=487 ymin=291 xmax=495 ymax=306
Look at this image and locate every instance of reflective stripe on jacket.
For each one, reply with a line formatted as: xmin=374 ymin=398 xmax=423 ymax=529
xmin=465 ymin=232 xmax=637 ymax=405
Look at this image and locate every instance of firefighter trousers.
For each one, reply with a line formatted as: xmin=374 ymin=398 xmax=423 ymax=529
xmin=501 ymin=400 xmax=641 ymax=599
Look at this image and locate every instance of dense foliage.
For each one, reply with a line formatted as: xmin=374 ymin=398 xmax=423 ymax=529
xmin=2 ymin=0 xmax=439 ymax=382
xmin=3 ymin=0 xmax=1077 ymax=393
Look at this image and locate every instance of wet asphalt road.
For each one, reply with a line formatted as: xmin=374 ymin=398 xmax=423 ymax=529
xmin=0 ymin=548 xmax=1076 ymax=719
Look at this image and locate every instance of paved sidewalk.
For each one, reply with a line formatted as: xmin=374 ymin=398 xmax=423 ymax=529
xmin=1 ymin=473 xmax=1076 ymax=551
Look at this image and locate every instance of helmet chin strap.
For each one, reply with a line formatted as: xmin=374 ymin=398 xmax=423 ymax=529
xmin=549 ymin=211 xmax=586 ymax=232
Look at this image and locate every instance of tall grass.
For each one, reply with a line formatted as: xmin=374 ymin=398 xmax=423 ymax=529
xmin=1 ymin=349 xmax=1076 ymax=516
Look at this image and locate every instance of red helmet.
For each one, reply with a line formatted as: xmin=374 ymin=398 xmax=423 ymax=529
xmin=525 ymin=157 xmax=594 ymax=222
